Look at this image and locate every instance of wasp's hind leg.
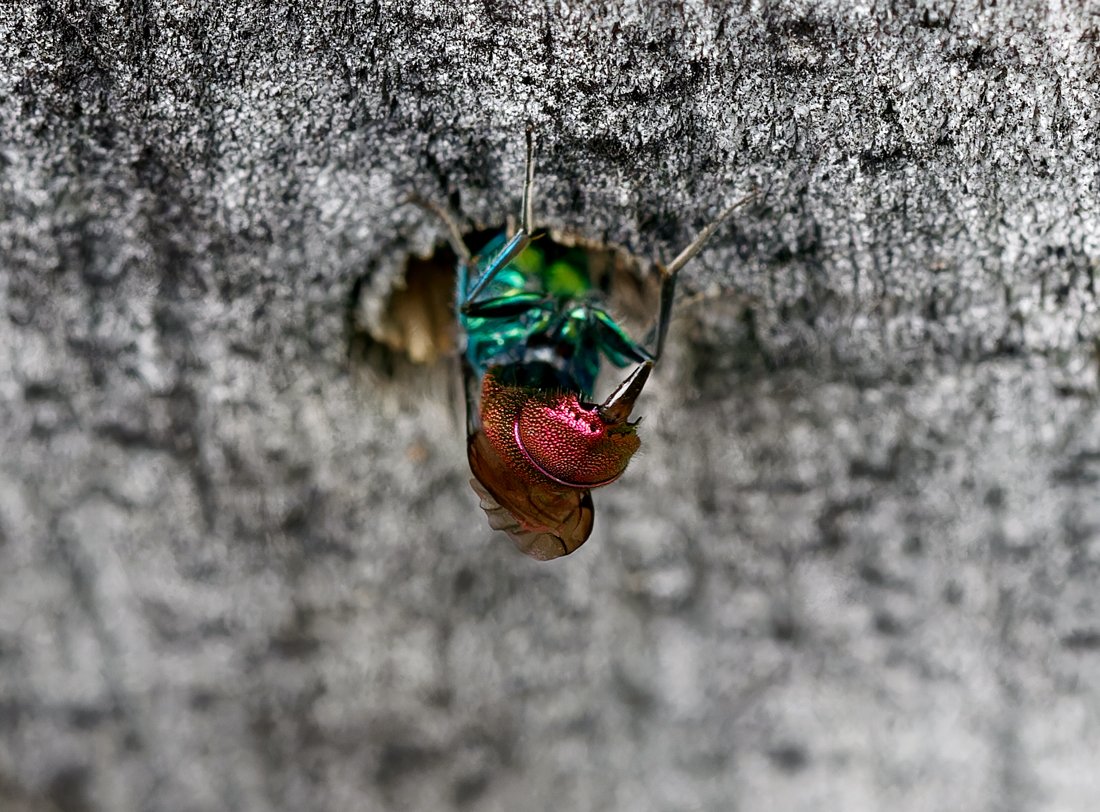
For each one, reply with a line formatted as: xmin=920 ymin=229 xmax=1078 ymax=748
xmin=412 ymin=129 xmax=540 ymax=312
xmin=642 ymin=190 xmax=757 ymax=361
xmin=520 ymin=124 xmax=536 ymax=236
xmin=462 ymin=127 xmax=541 ymax=308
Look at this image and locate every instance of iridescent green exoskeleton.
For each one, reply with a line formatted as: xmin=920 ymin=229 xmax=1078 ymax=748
xmin=419 ymin=129 xmax=751 ymax=560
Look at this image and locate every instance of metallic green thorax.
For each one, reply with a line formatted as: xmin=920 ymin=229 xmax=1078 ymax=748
xmin=459 ymin=233 xmax=649 ymax=397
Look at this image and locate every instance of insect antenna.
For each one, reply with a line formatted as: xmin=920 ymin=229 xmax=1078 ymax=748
xmin=663 ymin=188 xmax=758 ymax=278
xmin=645 ymin=187 xmax=760 ymax=360
xmin=521 ymin=123 xmax=536 ymax=235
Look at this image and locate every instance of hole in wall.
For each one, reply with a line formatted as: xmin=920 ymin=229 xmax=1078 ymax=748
xmin=348 ymin=227 xmax=663 ymax=377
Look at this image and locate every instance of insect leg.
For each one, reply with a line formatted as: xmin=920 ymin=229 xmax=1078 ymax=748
xmin=462 ymin=292 xmax=552 ymax=319
xmin=521 ymin=124 xmax=536 ymax=235
xmin=462 ymin=231 xmax=532 ymax=307
xmin=462 ymin=127 xmax=540 ymax=309
xmin=591 ymin=309 xmax=655 ymax=365
xmin=408 ymin=195 xmax=472 ymax=264
xmin=644 ymin=189 xmax=757 ymax=361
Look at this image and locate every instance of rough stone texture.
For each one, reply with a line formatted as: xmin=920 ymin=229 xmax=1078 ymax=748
xmin=2 ymin=1 xmax=1099 ymax=811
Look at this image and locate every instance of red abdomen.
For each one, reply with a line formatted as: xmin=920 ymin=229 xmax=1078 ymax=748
xmin=479 ymin=370 xmax=640 ymax=489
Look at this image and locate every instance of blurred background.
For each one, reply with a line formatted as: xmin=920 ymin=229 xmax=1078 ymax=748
xmin=2 ymin=2 xmax=1099 ymax=810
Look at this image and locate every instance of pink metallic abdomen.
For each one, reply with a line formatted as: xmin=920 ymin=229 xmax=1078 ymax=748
xmin=480 ymin=370 xmax=640 ymax=490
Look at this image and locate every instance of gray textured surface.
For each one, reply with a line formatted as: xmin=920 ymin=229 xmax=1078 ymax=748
xmin=2 ymin=1 xmax=1100 ymax=810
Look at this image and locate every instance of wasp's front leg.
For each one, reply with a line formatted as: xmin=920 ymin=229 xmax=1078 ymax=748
xmin=461 ymin=128 xmax=541 ymax=310
xmin=641 ymin=189 xmax=759 ymax=361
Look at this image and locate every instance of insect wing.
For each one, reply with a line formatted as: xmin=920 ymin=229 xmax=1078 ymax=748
xmin=467 ymin=429 xmax=594 ymax=560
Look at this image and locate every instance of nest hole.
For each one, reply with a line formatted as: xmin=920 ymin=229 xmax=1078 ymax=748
xmin=348 ymin=228 xmax=662 ymax=377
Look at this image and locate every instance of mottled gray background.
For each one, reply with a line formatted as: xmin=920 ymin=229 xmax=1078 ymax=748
xmin=2 ymin=1 xmax=1100 ymax=811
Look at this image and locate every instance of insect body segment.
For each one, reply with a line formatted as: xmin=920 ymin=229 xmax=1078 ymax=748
xmin=460 ymin=238 xmax=649 ymax=398
xmin=419 ymin=129 xmax=751 ymax=560
xmin=467 ymin=363 xmax=648 ymax=560
xmin=483 ymin=368 xmax=642 ymax=490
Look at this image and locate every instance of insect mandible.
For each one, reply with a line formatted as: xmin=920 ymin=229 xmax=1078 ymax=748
xmin=416 ymin=128 xmax=752 ymax=560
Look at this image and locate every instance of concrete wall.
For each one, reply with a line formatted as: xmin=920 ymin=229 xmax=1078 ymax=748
xmin=1 ymin=2 xmax=1098 ymax=810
